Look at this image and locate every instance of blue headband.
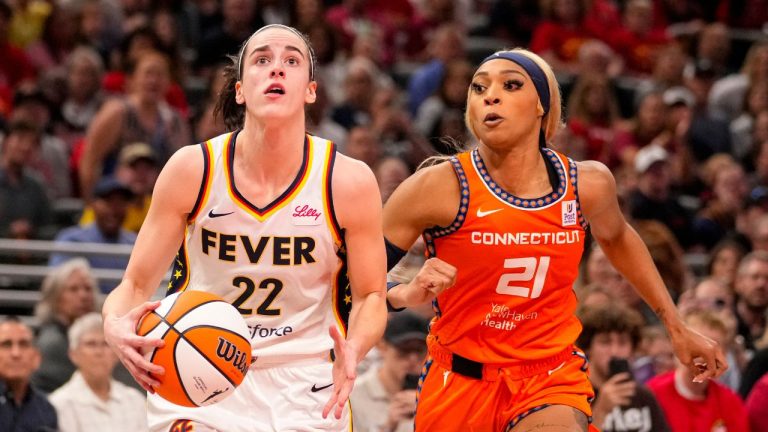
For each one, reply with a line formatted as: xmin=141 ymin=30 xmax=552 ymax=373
xmin=480 ymin=52 xmax=550 ymax=116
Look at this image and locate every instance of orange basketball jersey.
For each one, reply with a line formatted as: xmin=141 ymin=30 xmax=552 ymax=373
xmin=424 ymin=147 xmax=587 ymax=364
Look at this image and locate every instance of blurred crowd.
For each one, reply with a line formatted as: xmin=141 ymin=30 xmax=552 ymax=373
xmin=0 ymin=0 xmax=768 ymax=431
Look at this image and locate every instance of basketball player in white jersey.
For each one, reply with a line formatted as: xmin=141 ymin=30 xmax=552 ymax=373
xmin=101 ymin=24 xmax=388 ymax=431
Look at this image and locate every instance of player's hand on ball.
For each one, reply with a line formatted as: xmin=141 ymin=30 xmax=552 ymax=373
xmin=322 ymin=326 xmax=359 ymax=420
xmin=104 ymin=300 xmax=166 ymax=393
xmin=406 ymin=258 xmax=457 ymax=304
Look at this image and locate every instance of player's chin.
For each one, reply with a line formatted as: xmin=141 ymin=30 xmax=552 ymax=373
xmin=257 ymin=108 xmax=301 ymax=122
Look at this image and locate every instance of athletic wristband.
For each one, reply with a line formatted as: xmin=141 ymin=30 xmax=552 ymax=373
xmin=386 ymin=281 xmax=406 ymax=312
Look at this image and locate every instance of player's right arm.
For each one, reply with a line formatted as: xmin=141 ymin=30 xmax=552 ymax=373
xmin=102 ymin=144 xmax=203 ymax=392
xmin=383 ymin=161 xmax=458 ymax=310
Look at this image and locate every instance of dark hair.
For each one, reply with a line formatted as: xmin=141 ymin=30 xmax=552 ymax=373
xmin=214 ymin=25 xmax=317 ymax=131
xmin=0 ymin=1 xmax=11 ymax=21
xmin=6 ymin=120 xmax=42 ymax=137
xmin=576 ymin=304 xmax=644 ymax=350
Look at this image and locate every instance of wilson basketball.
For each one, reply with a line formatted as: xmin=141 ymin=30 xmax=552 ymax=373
xmin=136 ymin=290 xmax=252 ymax=407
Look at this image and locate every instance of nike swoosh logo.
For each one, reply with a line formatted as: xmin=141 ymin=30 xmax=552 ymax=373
xmin=477 ymin=208 xmax=503 ymax=218
xmin=548 ymin=361 xmax=566 ymax=376
xmin=209 ymin=210 xmax=234 ymax=218
xmin=311 ymin=383 xmax=333 ymax=392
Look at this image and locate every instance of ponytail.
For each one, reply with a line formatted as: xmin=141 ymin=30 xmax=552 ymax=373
xmin=214 ymin=55 xmax=245 ymax=131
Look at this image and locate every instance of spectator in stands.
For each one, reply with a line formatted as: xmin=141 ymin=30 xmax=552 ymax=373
xmin=690 ymin=278 xmax=745 ymax=391
xmin=407 ymin=24 xmax=465 ymax=115
xmin=740 ymin=339 xmax=768 ymax=399
xmin=374 ymin=156 xmax=410 ymax=203
xmin=748 ymin=214 xmax=768 ymax=253
xmin=734 ymin=251 xmax=768 ymax=351
xmin=101 ymin=26 xmax=189 ymax=116
xmin=49 ymin=177 xmax=136 ymax=291
xmin=0 ymin=120 xmax=51 ymax=239
xmin=752 ymin=139 xmax=768 ymax=193
xmin=731 ymin=80 xmax=768 ymax=164
xmin=530 ymin=0 xmax=595 ymax=75
xmin=736 ymin=189 xmax=768 ymax=248
xmin=577 ymin=305 xmax=671 ymax=432
xmin=24 ymin=4 xmax=78 ymax=71
xmin=194 ymin=64 xmax=228 ymax=142
xmin=709 ymin=40 xmax=768 ymax=122
xmin=31 ymin=258 xmax=98 ymax=394
xmin=80 ymin=49 xmax=191 ymax=200
xmin=304 ymin=22 xmax=345 ymax=106
xmin=7 ymin=0 xmax=50 ymax=50
xmin=613 ymin=92 xmax=668 ymax=168
xmin=583 ymin=243 xmax=658 ymax=324
xmin=79 ymin=143 xmax=158 ymax=233
xmin=0 ymin=1 xmax=36 ymax=116
xmin=49 ymin=313 xmax=146 ymax=432
xmin=306 ymin=84 xmax=348 ymax=151
xmin=564 ymin=74 xmax=620 ymax=165
xmin=343 ymin=126 xmax=381 ymax=168
xmin=746 ymin=372 xmax=768 ymax=432
xmin=708 ymin=238 xmax=749 ymax=289
xmin=644 ymin=44 xmax=688 ymax=93
xmin=331 ymin=57 xmax=380 ymax=130
xmin=634 ymin=326 xmax=675 ymax=383
xmin=56 ymin=47 xmax=105 ymax=149
xmin=692 ymin=23 xmax=732 ymax=80
xmin=694 ymin=162 xmax=749 ymax=249
xmin=629 ymin=144 xmax=694 ymax=249
xmin=414 ymin=59 xmax=472 ymax=147
xmin=350 ymin=311 xmax=429 ymax=432
xmin=634 ymin=220 xmax=690 ymax=301
xmin=484 ymin=0 xmax=541 ymax=46
xmin=196 ymin=0 xmax=261 ymax=75
xmin=611 ymin=0 xmax=669 ymax=76
xmin=648 ymin=310 xmax=750 ymax=432
xmin=0 ymin=316 xmax=58 ymax=431
xmin=682 ymin=61 xmax=733 ymax=163
xmin=10 ymin=86 xmax=71 ymax=199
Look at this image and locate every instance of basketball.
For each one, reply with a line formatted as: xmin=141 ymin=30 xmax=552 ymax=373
xmin=136 ymin=290 xmax=252 ymax=407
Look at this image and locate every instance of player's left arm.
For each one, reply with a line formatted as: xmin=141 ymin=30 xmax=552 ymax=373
xmin=577 ymin=160 xmax=727 ymax=381
xmin=323 ymin=153 xmax=387 ymax=418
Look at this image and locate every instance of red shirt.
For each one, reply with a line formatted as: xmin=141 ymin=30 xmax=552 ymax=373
xmin=425 ymin=148 xmax=586 ymax=363
xmin=746 ymin=373 xmax=768 ymax=432
xmin=530 ymin=21 xmax=591 ymax=63
xmin=611 ymin=28 xmax=670 ymax=74
xmin=647 ymin=371 xmax=750 ymax=432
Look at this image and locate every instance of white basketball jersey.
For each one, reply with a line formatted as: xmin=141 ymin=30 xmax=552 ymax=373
xmin=169 ymin=131 xmax=350 ymax=364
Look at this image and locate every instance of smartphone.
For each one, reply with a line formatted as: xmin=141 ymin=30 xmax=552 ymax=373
xmin=608 ymin=357 xmax=632 ymax=379
xmin=402 ymin=373 xmax=420 ymax=390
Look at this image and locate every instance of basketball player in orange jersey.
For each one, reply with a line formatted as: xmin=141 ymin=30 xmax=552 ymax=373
xmin=101 ymin=24 xmax=387 ymax=431
xmin=382 ymin=48 xmax=728 ymax=431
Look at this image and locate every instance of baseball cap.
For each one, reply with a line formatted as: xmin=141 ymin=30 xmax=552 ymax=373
xmin=118 ymin=142 xmax=157 ymax=166
xmin=92 ymin=177 xmax=134 ymax=200
xmin=634 ymin=144 xmax=669 ymax=174
xmin=662 ymin=86 xmax=695 ymax=108
xmin=384 ymin=312 xmax=430 ymax=346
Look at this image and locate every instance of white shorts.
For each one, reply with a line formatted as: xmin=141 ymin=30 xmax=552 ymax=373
xmin=148 ymin=359 xmax=351 ymax=432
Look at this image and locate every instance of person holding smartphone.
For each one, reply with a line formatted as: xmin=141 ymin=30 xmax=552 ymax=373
xmin=577 ymin=305 xmax=671 ymax=432
xmin=350 ymin=312 xmax=429 ymax=432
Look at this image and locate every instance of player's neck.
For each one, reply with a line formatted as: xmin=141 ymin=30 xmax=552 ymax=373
xmin=238 ymin=119 xmax=306 ymax=181
xmin=477 ymin=139 xmax=548 ymax=198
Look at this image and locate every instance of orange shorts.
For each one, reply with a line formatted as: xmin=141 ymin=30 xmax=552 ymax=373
xmin=414 ymin=337 xmax=596 ymax=432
